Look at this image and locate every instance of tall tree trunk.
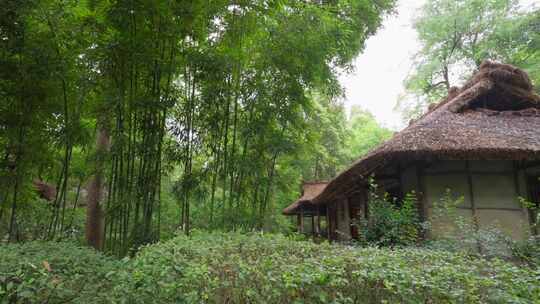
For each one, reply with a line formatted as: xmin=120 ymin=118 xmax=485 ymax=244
xmin=85 ymin=125 xmax=110 ymax=250
xmin=8 ymin=122 xmax=26 ymax=242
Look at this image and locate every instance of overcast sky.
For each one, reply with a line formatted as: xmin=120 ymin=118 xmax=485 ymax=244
xmin=338 ymin=0 xmax=424 ymax=130
xmin=339 ymin=0 xmax=538 ymax=131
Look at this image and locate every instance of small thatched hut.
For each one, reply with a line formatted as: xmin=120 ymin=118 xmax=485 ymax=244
xmin=283 ymin=181 xmax=328 ymax=236
xmin=33 ymin=179 xmax=57 ymax=202
xmin=284 ymin=61 xmax=540 ymax=241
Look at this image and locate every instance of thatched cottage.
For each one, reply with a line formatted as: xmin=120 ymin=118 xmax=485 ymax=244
xmin=283 ymin=61 xmax=540 ymax=241
xmin=283 ymin=181 xmax=328 ymax=235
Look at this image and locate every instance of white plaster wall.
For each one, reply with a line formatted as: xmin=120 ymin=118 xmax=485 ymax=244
xmin=425 ymin=173 xmax=472 ymax=208
xmin=427 ymin=208 xmax=473 ymax=237
xmin=424 ymin=162 xmax=473 ymax=237
xmin=419 ymin=160 xmax=529 ymax=240
xmin=476 ymin=209 xmax=527 ymax=240
xmin=472 ymin=174 xmax=520 ymax=208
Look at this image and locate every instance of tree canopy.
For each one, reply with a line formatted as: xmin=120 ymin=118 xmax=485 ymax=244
xmin=398 ymin=0 xmax=539 ymax=120
xmin=0 ymin=0 xmax=395 ymax=253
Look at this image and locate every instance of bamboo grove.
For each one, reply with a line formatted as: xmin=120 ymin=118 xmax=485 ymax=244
xmin=0 ymin=0 xmax=395 ymax=254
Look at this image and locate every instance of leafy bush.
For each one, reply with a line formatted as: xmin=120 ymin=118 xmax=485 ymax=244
xmin=0 ymin=197 xmax=87 ymax=243
xmin=0 ymin=241 xmax=121 ymax=303
xmin=356 ymin=182 xmax=423 ymax=247
xmin=510 ymin=235 xmax=540 ymax=267
xmin=519 ymin=197 xmax=540 ymax=232
xmin=509 ymin=197 xmax=540 ymax=267
xmin=1 ymin=233 xmax=539 ymax=303
xmin=113 ymin=231 xmax=540 ymax=303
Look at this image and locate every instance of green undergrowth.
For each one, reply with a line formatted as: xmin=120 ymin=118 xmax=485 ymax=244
xmin=1 ymin=232 xmax=540 ymax=303
xmin=0 ymin=241 xmax=121 ymax=303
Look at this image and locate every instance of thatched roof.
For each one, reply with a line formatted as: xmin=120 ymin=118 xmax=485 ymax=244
xmin=33 ymin=179 xmax=57 ymax=202
xmin=313 ymin=61 xmax=540 ymax=204
xmin=282 ymin=181 xmax=327 ymax=215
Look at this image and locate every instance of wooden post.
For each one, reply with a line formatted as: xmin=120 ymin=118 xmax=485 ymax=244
xmin=465 ymin=160 xmax=482 ymax=253
xmin=341 ymin=196 xmax=351 ymax=240
xmin=316 ymin=208 xmax=321 ymax=236
xmin=397 ymin=162 xmax=404 ymax=199
xmin=416 ymin=162 xmax=430 ymax=240
xmin=513 ymin=161 xmax=522 ymax=198
xmin=363 ymin=189 xmax=369 ymax=220
xmin=349 ymin=196 xmax=358 ymax=240
xmin=300 ymin=209 xmax=304 ymax=233
xmin=311 ymin=215 xmax=315 ymax=237
xmin=326 ymin=205 xmax=331 ymax=240
xmin=416 ymin=163 xmax=427 ymax=222
xmin=297 ymin=214 xmax=301 ymax=232
xmin=465 ymin=161 xmax=479 ymax=228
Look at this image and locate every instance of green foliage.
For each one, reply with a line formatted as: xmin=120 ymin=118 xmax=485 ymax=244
xmin=357 ymin=182 xmax=423 ymax=247
xmin=113 ymin=232 xmax=540 ymax=303
xmin=399 ymin=0 xmax=540 ymax=120
xmin=345 ymin=106 xmax=393 ymax=161
xmin=2 ymin=233 xmax=539 ymax=303
xmin=519 ymin=196 xmax=540 ymax=231
xmin=509 ymin=197 xmax=540 ymax=267
xmin=0 ymin=0 xmax=397 ymax=248
xmin=510 ymin=235 xmax=540 ymax=267
xmin=161 ymin=0 xmax=396 ymax=234
xmin=0 ymin=241 xmax=121 ymax=303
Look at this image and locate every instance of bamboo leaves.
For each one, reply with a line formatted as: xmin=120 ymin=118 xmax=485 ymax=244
xmin=0 ymin=0 xmax=395 ymax=250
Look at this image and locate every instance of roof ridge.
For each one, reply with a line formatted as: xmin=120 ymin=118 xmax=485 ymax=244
xmin=416 ymin=60 xmax=540 ymax=121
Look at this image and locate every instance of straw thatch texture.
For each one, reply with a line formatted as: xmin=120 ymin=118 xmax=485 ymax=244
xmin=282 ymin=181 xmax=327 ymax=215
xmin=33 ymin=179 xmax=57 ymax=202
xmin=313 ymin=61 xmax=540 ymax=204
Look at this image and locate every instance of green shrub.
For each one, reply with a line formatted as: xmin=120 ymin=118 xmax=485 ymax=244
xmin=510 ymin=235 xmax=540 ymax=267
xmin=0 ymin=241 xmax=122 ymax=303
xmin=356 ymin=181 xmax=423 ymax=247
xmin=113 ymin=231 xmax=540 ymax=303
xmin=1 ymin=233 xmax=539 ymax=303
